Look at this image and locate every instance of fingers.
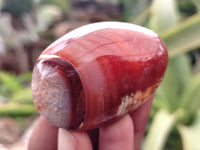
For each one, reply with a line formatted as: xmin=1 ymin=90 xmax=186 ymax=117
xmin=58 ymin=129 xmax=93 ymax=150
xmin=99 ymin=95 xmax=153 ymax=150
xmin=29 ymin=96 xmax=153 ymax=150
xmin=28 ymin=116 xmax=58 ymax=150
xmin=87 ymin=128 xmax=99 ymax=150
xmin=28 ymin=117 xmax=92 ymax=150
xmin=130 ymin=95 xmax=154 ymax=150
xmin=99 ymin=114 xmax=134 ymax=150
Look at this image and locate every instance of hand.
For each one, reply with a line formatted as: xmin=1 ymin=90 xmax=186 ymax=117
xmin=28 ymin=96 xmax=153 ymax=150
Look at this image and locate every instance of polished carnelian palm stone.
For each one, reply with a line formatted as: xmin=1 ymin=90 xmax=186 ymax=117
xmin=32 ymin=22 xmax=168 ymax=130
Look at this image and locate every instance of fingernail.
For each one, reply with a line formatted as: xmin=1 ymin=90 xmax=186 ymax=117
xmin=58 ymin=128 xmax=77 ymax=150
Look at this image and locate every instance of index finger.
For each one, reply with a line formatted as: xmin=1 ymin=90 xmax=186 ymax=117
xmin=130 ymin=94 xmax=154 ymax=150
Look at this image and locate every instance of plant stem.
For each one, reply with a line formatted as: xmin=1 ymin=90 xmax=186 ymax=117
xmin=143 ymin=110 xmax=176 ymax=150
xmin=0 ymin=102 xmax=37 ymax=117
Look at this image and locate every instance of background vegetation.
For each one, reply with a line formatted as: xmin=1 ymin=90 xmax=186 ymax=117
xmin=0 ymin=0 xmax=200 ymax=149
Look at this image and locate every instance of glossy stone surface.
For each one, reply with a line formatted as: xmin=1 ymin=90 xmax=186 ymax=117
xmin=32 ymin=22 xmax=168 ymax=130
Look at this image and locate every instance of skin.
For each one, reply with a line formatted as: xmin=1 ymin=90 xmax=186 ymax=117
xmin=28 ymin=95 xmax=153 ymax=150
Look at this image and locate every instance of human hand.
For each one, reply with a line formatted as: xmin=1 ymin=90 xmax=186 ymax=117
xmin=28 ymin=96 xmax=153 ymax=150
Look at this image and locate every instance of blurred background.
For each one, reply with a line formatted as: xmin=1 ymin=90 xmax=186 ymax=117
xmin=0 ymin=0 xmax=200 ymax=149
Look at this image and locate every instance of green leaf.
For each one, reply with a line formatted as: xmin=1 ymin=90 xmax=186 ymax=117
xmin=37 ymin=5 xmax=62 ymax=32
xmin=152 ymin=86 xmax=170 ymax=117
xmin=192 ymin=0 xmax=200 ymax=11
xmin=18 ymin=71 xmax=32 ymax=83
xmin=178 ymin=111 xmax=200 ymax=150
xmin=143 ymin=110 xmax=176 ymax=150
xmin=160 ymin=13 xmax=200 ymax=58
xmin=180 ymin=73 xmax=200 ymax=118
xmin=0 ymin=103 xmax=37 ymax=117
xmin=122 ymin=0 xmax=150 ymax=22
xmin=0 ymin=71 xmax=23 ymax=96
xmin=178 ymin=0 xmax=197 ymax=15
xmin=0 ymin=0 xmax=2 ymax=8
xmin=40 ymin=0 xmax=71 ymax=13
xmin=132 ymin=7 xmax=150 ymax=26
xmin=169 ymin=55 xmax=192 ymax=89
xmin=149 ymin=0 xmax=179 ymax=33
xmin=154 ymin=55 xmax=191 ymax=112
xmin=10 ymin=87 xmax=33 ymax=105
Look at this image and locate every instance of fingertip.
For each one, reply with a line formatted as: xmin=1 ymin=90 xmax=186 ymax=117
xmin=58 ymin=129 xmax=77 ymax=150
xmin=58 ymin=129 xmax=93 ymax=150
xmin=130 ymin=95 xmax=154 ymax=150
xmin=99 ymin=115 xmax=134 ymax=150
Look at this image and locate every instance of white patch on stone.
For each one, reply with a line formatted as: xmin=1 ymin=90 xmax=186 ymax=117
xmin=117 ymin=87 xmax=154 ymax=116
xmin=117 ymin=93 xmax=142 ymax=116
xmin=31 ymin=62 xmax=71 ymax=128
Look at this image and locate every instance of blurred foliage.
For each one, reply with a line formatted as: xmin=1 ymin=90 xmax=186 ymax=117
xmin=178 ymin=0 xmax=197 ymax=16
xmin=1 ymin=0 xmax=34 ymax=18
xmin=0 ymin=71 xmax=32 ymax=96
xmin=192 ymin=0 xmax=200 ymax=11
xmin=178 ymin=111 xmax=200 ymax=150
xmin=0 ymin=71 xmax=37 ymax=117
xmin=122 ymin=0 xmax=151 ymax=22
xmin=149 ymin=0 xmax=179 ymax=33
xmin=161 ymin=13 xmax=200 ymax=58
xmin=36 ymin=4 xmax=62 ymax=33
xmin=0 ymin=71 xmax=23 ymax=97
xmin=0 ymin=103 xmax=36 ymax=117
xmin=10 ymin=87 xmax=33 ymax=105
xmin=39 ymin=0 xmax=71 ymax=13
